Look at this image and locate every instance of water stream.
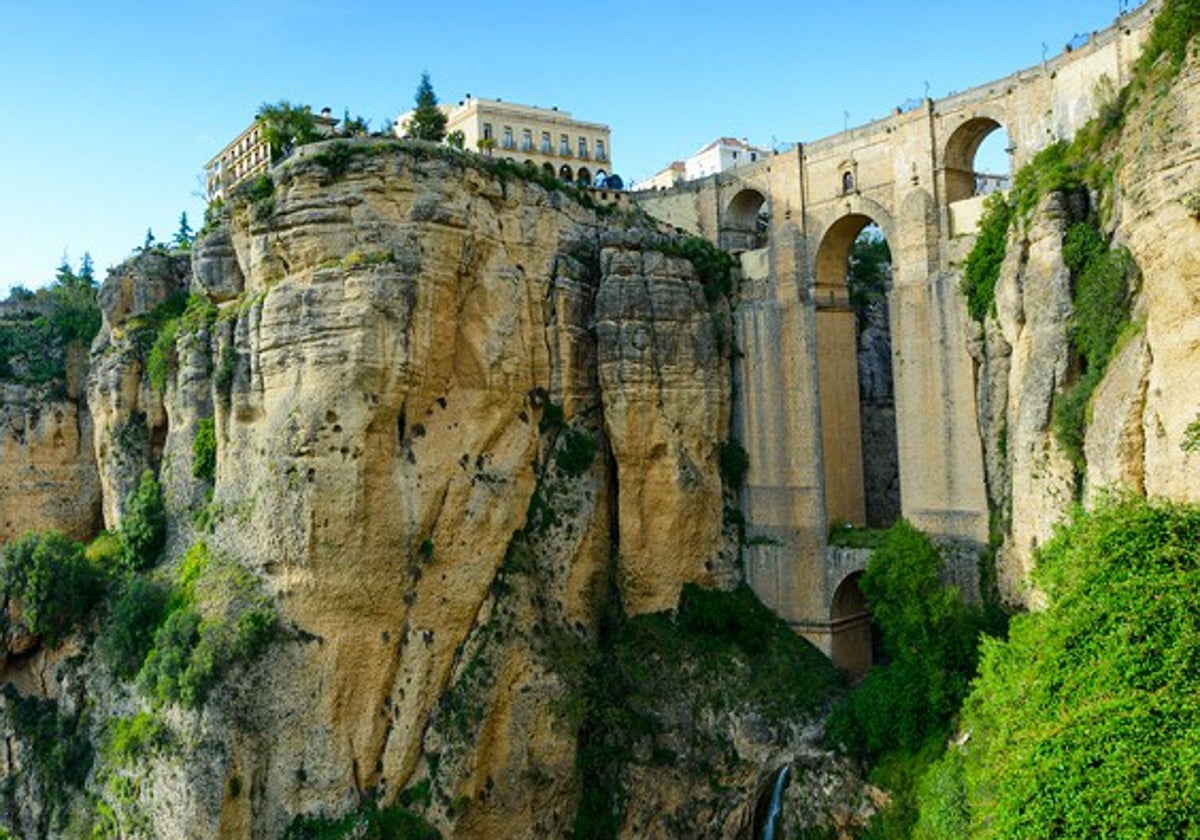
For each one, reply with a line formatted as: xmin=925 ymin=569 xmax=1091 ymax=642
xmin=761 ymin=765 xmax=791 ymax=840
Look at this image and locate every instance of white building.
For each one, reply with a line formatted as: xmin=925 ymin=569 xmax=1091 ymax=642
xmin=641 ymin=137 xmax=772 ymax=190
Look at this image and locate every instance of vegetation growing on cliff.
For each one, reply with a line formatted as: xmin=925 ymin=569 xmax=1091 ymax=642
xmin=565 ymin=583 xmax=840 ymax=840
xmin=1051 ymin=222 xmax=1137 ymax=472
xmin=0 ymin=686 xmax=92 ymax=832
xmin=0 ymin=530 xmax=106 ymax=648
xmin=914 ymin=497 xmax=1200 ymax=838
xmin=282 ymin=800 xmax=440 ymax=840
xmin=826 ymin=521 xmax=1005 ymax=838
xmin=0 ymin=257 xmax=100 ymax=386
xmin=135 ymin=541 xmax=276 ymax=707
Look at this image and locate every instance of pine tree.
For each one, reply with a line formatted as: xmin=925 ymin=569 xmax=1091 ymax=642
xmin=172 ymin=212 xmax=194 ymax=250
xmin=143 ymin=229 xmax=156 ymax=251
xmin=408 ymin=73 xmax=447 ymax=142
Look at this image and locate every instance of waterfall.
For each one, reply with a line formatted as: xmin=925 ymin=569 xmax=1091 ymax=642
xmin=761 ymin=765 xmax=791 ymax=840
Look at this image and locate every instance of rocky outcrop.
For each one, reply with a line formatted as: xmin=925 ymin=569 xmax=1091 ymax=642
xmin=0 ymin=144 xmax=767 ymax=839
xmin=969 ymin=50 xmax=1200 ymax=605
xmin=0 ymin=382 xmax=100 ymax=545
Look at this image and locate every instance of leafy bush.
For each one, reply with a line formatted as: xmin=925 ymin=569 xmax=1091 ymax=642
xmin=827 ymin=521 xmax=997 ymax=759
xmin=555 ymin=426 xmax=597 ymax=478
xmin=103 ymin=711 xmax=168 ymax=768
xmin=1051 ymin=221 xmax=1136 ymax=472
xmin=118 ymin=470 xmax=166 ymax=574
xmin=145 ymin=294 xmax=217 ymax=393
xmin=1184 ymin=413 xmax=1200 ymax=453
xmin=135 ymin=542 xmax=276 ymax=707
xmin=0 ymin=259 xmax=101 ymax=384
xmin=959 ymin=194 xmax=1012 ymax=322
xmin=657 ymin=236 xmax=736 ymax=303
xmin=0 ymin=530 xmax=105 ymax=647
xmin=920 ymin=498 xmax=1200 ymax=837
xmin=282 ymin=801 xmax=440 ymax=840
xmin=1135 ymin=0 xmax=1200 ymax=76
xmin=718 ymin=439 xmax=750 ymax=491
xmin=99 ymin=577 xmax=170 ymax=679
xmin=193 ymin=418 xmax=217 ymax=481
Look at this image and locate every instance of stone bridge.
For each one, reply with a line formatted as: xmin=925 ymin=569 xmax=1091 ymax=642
xmin=637 ymin=3 xmax=1158 ymax=670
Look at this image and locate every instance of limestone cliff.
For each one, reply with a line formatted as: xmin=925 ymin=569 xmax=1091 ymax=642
xmin=0 ymin=144 xmax=863 ymax=839
xmin=969 ymin=48 xmax=1200 ymax=606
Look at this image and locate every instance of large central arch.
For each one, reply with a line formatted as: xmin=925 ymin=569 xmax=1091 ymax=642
xmin=812 ymin=212 xmax=898 ymax=530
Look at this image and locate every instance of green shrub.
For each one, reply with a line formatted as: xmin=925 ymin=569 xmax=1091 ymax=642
xmin=86 ymin=530 xmax=123 ymax=568
xmin=135 ymin=542 xmax=276 ymax=707
xmin=718 ymin=439 xmax=750 ymax=491
xmin=669 ymin=236 xmax=735 ymax=303
xmin=99 ymin=577 xmax=170 ymax=679
xmin=960 ymin=194 xmax=1012 ymax=322
xmin=118 ymin=470 xmax=166 ymax=574
xmin=282 ymin=801 xmax=440 ymax=840
xmin=214 ymin=345 xmax=237 ymax=392
xmin=555 ymin=427 xmax=597 ymax=478
xmin=193 ymin=418 xmax=217 ymax=481
xmin=827 ymin=521 xmax=997 ymax=759
xmin=1184 ymin=413 xmax=1200 ymax=453
xmin=1050 ymin=221 xmax=1136 ymax=472
xmin=0 ymin=530 xmax=105 ymax=647
xmin=925 ymin=498 xmax=1200 ymax=837
xmin=145 ymin=319 xmax=178 ymax=393
xmin=1135 ymin=0 xmax=1200 ymax=76
xmin=103 ymin=711 xmax=168 ymax=768
xmin=312 ymin=141 xmax=355 ymax=181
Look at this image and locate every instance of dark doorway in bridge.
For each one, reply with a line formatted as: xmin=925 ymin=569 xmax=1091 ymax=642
xmin=849 ymin=226 xmax=901 ymax=529
xmin=945 ymin=117 xmax=1013 ymax=203
xmin=830 ymin=572 xmax=876 ymax=676
xmin=722 ymin=188 xmax=768 ymax=252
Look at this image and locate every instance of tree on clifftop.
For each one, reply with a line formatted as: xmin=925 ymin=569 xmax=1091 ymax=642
xmin=407 ymin=72 xmax=447 ymax=142
xmin=256 ymin=100 xmax=321 ymax=162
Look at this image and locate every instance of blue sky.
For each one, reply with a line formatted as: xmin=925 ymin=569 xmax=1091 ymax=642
xmin=0 ymin=1 xmax=1142 ymax=294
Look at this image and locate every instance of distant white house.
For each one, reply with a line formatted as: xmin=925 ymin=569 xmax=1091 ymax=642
xmin=640 ymin=137 xmax=772 ymax=190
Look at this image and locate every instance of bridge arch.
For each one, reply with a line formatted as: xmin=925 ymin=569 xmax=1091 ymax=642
xmin=812 ymin=208 xmax=901 ymax=532
xmin=945 ymin=116 xmax=1011 ymax=202
xmin=830 ymin=571 xmax=874 ymax=675
xmin=721 ymin=188 xmax=768 ymax=252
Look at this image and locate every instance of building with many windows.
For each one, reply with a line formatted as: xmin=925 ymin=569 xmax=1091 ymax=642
xmin=640 ymin=137 xmax=772 ymax=190
xmin=205 ymin=109 xmax=338 ymax=202
xmin=397 ymin=96 xmax=613 ymax=186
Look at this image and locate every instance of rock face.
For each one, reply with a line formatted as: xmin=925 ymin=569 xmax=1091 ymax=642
xmin=0 ymin=145 xmax=778 ymax=839
xmin=0 ymin=382 xmax=100 ymax=545
xmin=968 ymin=51 xmax=1200 ymax=606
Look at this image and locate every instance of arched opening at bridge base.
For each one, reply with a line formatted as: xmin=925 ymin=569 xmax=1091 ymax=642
xmin=814 ymin=216 xmax=901 ymax=532
xmin=945 ymin=117 xmax=1012 ymax=203
xmin=830 ymin=572 xmax=876 ymax=676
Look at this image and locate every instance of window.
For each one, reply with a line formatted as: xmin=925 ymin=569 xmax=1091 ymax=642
xmin=483 ymin=123 xmax=493 ymax=140
xmin=522 ymin=128 xmax=533 ymax=152
xmin=578 ymin=137 xmax=588 ymax=158
xmin=596 ymin=140 xmax=606 ymax=161
xmin=750 ymin=152 xmax=758 ymax=162
xmin=732 ymin=151 xmax=740 ymax=159
xmin=842 ymin=171 xmax=855 ymax=194
xmin=560 ymin=134 xmax=570 ymax=156
xmin=541 ymin=131 xmax=551 ymax=153
xmin=503 ymin=126 xmax=514 ymax=149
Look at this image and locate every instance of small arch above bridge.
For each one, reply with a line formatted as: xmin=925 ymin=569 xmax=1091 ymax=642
xmin=721 ymin=188 xmax=768 ymax=252
xmin=944 ymin=116 xmax=1011 ymax=203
